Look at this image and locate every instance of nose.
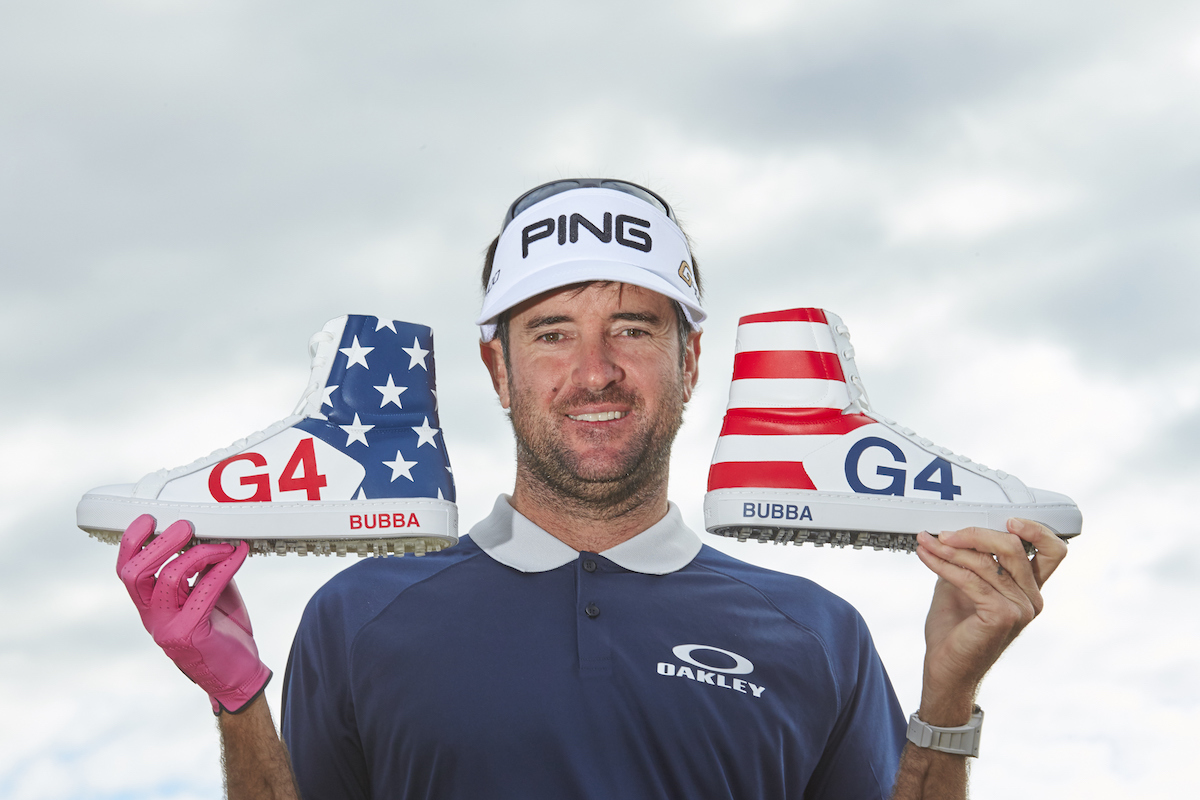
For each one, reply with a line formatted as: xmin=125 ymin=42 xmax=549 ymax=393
xmin=571 ymin=336 xmax=624 ymax=391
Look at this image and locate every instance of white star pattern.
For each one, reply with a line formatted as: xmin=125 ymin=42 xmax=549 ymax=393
xmin=383 ymin=449 xmax=418 ymax=482
xmin=339 ymin=413 xmax=374 ymax=446
xmin=309 ymin=383 xmax=338 ymax=421
xmin=412 ymin=417 xmax=439 ymax=448
xmin=402 ymin=337 xmax=429 ymax=370
xmin=303 ymin=319 xmax=449 ymax=499
xmin=340 ymin=336 xmax=374 ymax=369
xmin=374 ymin=375 xmax=408 ymax=408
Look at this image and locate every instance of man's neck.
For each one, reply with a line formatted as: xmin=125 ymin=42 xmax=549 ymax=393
xmin=508 ymin=467 xmax=672 ymax=553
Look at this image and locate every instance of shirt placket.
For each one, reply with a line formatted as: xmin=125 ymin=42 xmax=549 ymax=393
xmin=576 ymin=553 xmax=613 ymax=678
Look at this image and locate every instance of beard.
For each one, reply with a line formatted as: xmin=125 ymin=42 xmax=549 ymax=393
xmin=508 ymin=378 xmax=686 ymax=516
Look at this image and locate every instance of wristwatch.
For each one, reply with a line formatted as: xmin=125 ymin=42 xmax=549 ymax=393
xmin=906 ymin=706 xmax=984 ymax=757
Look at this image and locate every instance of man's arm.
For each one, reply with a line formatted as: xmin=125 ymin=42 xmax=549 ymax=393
xmin=219 ymin=694 xmax=300 ymax=800
xmin=117 ymin=515 xmax=300 ymax=798
xmin=891 ymin=518 xmax=1068 ymax=799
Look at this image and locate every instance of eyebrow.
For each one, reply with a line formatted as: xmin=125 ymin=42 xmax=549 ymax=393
xmin=524 ymin=311 xmax=665 ymax=331
xmin=524 ymin=314 xmax=571 ymax=330
xmin=611 ymin=311 xmax=664 ymax=325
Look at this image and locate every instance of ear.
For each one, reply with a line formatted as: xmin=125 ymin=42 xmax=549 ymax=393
xmin=480 ymin=338 xmax=511 ymax=409
xmin=681 ymin=330 xmax=701 ymax=403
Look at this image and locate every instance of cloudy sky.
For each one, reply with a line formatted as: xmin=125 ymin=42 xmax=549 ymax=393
xmin=2 ymin=1 xmax=1198 ymax=797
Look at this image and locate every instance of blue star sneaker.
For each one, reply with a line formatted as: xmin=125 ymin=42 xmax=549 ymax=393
xmin=703 ymin=308 xmax=1082 ymax=552
xmin=77 ymin=315 xmax=457 ymax=557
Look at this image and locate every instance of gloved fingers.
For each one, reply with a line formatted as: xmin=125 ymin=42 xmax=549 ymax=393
xmin=117 ymin=518 xmax=195 ymax=609
xmin=153 ymin=542 xmax=238 ymax=613
xmin=178 ymin=541 xmax=249 ymax=628
xmin=116 ymin=514 xmax=156 ymax=574
xmin=116 ymin=514 xmax=157 ymax=608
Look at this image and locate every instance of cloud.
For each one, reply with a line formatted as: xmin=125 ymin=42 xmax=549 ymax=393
xmin=3 ymin=0 xmax=1200 ymax=797
xmin=882 ymin=175 xmax=1076 ymax=241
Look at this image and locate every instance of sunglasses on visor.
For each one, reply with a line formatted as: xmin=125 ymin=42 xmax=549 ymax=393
xmin=501 ymin=178 xmax=677 ymax=232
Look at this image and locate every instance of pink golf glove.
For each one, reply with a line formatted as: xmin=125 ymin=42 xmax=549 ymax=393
xmin=117 ymin=514 xmax=272 ymax=714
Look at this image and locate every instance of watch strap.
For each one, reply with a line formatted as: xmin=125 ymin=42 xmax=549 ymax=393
xmin=906 ymin=705 xmax=984 ymax=757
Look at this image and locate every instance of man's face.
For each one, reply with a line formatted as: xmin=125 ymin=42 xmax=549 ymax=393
xmin=481 ymin=282 xmax=701 ymax=508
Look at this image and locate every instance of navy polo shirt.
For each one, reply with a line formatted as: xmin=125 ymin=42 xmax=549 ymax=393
xmin=281 ymin=495 xmax=906 ymax=799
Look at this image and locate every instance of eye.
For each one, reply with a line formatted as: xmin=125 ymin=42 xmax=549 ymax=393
xmin=620 ymin=327 xmax=649 ymax=338
xmin=537 ymin=331 xmax=563 ymax=343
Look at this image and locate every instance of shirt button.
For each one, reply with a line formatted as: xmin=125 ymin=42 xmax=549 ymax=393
xmin=585 ymin=603 xmax=600 ymax=619
xmin=583 ymin=559 xmax=597 ymax=573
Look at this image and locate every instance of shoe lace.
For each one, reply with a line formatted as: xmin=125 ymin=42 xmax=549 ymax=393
xmin=143 ymin=331 xmax=337 ymax=484
xmin=834 ymin=323 xmax=873 ymax=412
xmin=293 ymin=329 xmax=337 ymax=415
xmin=833 ymin=325 xmax=1009 ymax=480
xmin=148 ymin=416 xmax=302 ymax=482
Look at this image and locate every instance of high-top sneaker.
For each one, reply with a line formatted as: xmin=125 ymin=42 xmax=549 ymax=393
xmin=703 ymin=308 xmax=1082 ymax=552
xmin=77 ymin=315 xmax=457 ymax=557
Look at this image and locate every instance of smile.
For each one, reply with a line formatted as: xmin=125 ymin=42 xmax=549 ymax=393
xmin=567 ymin=411 xmax=629 ymax=422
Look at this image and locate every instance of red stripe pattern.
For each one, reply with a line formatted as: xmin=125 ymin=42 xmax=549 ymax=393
xmin=707 ymin=461 xmax=817 ymax=491
xmin=732 ymin=351 xmax=845 ymax=381
xmin=739 ymin=308 xmax=829 ymax=325
xmin=709 ymin=307 xmax=863 ymax=493
xmin=719 ymin=409 xmax=875 ymax=437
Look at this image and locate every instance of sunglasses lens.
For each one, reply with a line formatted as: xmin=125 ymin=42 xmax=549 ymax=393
xmin=504 ymin=179 xmax=672 ymax=230
xmin=510 ymin=181 xmax=583 ymax=219
xmin=598 ymin=181 xmax=669 ymax=218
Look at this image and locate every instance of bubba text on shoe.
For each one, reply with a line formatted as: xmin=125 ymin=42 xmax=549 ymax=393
xmin=703 ymin=308 xmax=1082 ymax=551
xmin=77 ymin=315 xmax=458 ymax=557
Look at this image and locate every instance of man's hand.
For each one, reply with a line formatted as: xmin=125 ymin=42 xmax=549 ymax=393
xmin=117 ymin=514 xmax=272 ymax=714
xmin=891 ymin=517 xmax=1068 ymax=799
xmin=915 ymin=517 xmax=1068 ymax=720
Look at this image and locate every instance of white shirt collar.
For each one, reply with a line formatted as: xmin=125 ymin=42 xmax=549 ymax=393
xmin=467 ymin=494 xmax=702 ymax=575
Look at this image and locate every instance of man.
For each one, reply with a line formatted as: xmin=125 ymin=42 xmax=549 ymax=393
xmin=120 ymin=178 xmax=1066 ymax=799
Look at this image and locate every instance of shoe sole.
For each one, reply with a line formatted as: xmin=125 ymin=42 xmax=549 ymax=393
xmin=76 ymin=494 xmax=458 ymax=557
xmin=704 ymin=488 xmax=1082 ymax=553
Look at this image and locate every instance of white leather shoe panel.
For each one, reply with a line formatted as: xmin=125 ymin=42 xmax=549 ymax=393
xmin=727 ymin=378 xmax=850 ymax=410
xmin=155 ymin=426 xmax=366 ymax=503
xmin=735 ymin=321 xmax=838 ymax=354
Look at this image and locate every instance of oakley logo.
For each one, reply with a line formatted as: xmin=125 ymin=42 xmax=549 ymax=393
xmin=657 ymin=644 xmax=765 ymax=698
xmin=671 ymin=644 xmax=754 ymax=674
xmin=522 ymin=212 xmax=652 ymax=257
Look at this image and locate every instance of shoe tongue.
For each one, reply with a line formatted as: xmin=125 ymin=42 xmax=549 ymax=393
xmin=729 ymin=308 xmax=859 ymax=413
xmin=321 ymin=315 xmax=439 ymax=427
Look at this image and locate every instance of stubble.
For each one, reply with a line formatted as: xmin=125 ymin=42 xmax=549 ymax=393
xmin=508 ymin=377 xmax=686 ymax=522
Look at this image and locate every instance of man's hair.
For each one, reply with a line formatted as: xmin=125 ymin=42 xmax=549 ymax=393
xmin=480 ymin=211 xmax=704 ymax=368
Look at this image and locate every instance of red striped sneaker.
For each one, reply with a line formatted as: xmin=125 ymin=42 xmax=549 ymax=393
xmin=703 ymin=308 xmax=1082 ymax=551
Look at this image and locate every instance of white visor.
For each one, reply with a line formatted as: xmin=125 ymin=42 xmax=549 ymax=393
xmin=477 ymin=187 xmax=705 ymax=341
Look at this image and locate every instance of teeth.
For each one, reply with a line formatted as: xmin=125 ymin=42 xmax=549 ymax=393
xmin=568 ymin=410 xmax=628 ymax=422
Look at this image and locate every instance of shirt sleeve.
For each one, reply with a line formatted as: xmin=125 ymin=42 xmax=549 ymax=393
xmin=802 ymin=613 xmax=907 ymax=800
xmin=281 ymin=590 xmax=372 ymax=800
